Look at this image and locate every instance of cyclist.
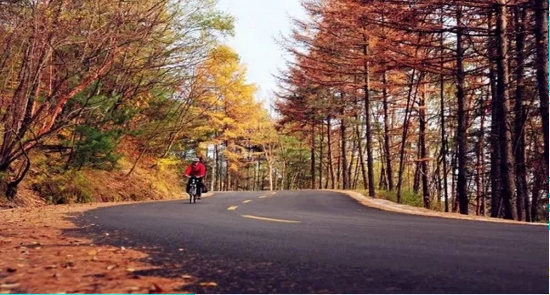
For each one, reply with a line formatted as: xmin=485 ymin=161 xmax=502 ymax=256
xmin=184 ymin=157 xmax=206 ymax=199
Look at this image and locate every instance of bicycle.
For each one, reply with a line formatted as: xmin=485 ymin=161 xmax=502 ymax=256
xmin=188 ymin=176 xmax=200 ymax=204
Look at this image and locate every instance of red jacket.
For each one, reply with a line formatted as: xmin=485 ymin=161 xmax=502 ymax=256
xmin=185 ymin=163 xmax=206 ymax=177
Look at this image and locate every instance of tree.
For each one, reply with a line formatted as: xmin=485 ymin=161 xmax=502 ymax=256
xmin=276 ymin=0 xmax=548 ymax=221
xmin=0 ymin=0 xmax=234 ymax=198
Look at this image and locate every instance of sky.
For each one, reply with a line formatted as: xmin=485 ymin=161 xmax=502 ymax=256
xmin=216 ymin=0 xmax=306 ymax=107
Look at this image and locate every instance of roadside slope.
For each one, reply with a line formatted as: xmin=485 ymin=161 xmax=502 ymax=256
xmin=334 ymin=190 xmax=547 ymax=226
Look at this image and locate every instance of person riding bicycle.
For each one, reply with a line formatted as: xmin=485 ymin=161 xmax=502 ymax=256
xmin=184 ymin=157 xmax=206 ymax=199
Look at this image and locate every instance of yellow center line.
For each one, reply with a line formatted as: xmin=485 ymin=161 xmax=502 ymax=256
xmin=258 ymin=196 xmax=267 ymax=199
xmin=227 ymin=206 xmax=238 ymax=211
xmin=241 ymin=215 xmax=300 ymax=224
xmin=242 ymin=200 xmax=252 ymax=204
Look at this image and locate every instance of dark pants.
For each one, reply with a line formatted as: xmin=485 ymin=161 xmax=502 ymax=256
xmin=186 ymin=177 xmax=203 ymax=197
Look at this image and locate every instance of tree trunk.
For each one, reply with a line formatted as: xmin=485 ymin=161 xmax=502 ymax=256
xmin=362 ymin=36 xmax=375 ymax=197
xmin=495 ymin=1 xmax=517 ymax=220
xmin=218 ymin=145 xmax=224 ymax=191
xmin=268 ymin=162 xmax=273 ymax=191
xmin=413 ymin=147 xmax=421 ymax=195
xmin=319 ymin=120 xmax=324 ymax=189
xmin=327 ymin=117 xmax=335 ymax=189
xmin=435 ymin=158 xmax=443 ymax=206
xmin=2 ymin=152 xmax=31 ymax=200
xmin=348 ymin=132 xmax=357 ymax=187
xmin=224 ymin=141 xmax=230 ymax=191
xmin=378 ymin=131 xmax=387 ymax=190
xmin=451 ymin=150 xmax=459 ymax=213
xmin=439 ymin=11 xmax=449 ymax=212
xmin=456 ymin=4 xmax=469 ymax=215
xmin=336 ymin=142 xmax=341 ymax=188
xmin=227 ymin=166 xmax=231 ymax=191
xmin=379 ymin=152 xmax=387 ymax=190
xmin=419 ymin=85 xmax=430 ymax=209
xmin=355 ymin=119 xmax=368 ymax=190
xmin=353 ymin=155 xmax=361 ymax=189
xmin=246 ymin=149 xmax=251 ymax=191
xmin=531 ymin=169 xmax=541 ymax=222
xmin=310 ymin=123 xmax=316 ymax=190
xmin=281 ymin=160 xmax=286 ymax=191
xmin=382 ymin=70 xmax=394 ymax=191
xmin=340 ymin=114 xmax=348 ymax=190
xmin=212 ymin=145 xmax=217 ymax=192
xmin=127 ymin=147 xmax=147 ymax=176
xmin=476 ymin=94 xmax=486 ymax=216
xmin=513 ymin=5 xmax=528 ymax=221
xmin=532 ymin=0 xmax=549 ymax=173
xmin=481 ymin=97 xmax=487 ymax=217
xmin=487 ymin=11 xmax=502 ymax=218
xmin=397 ymin=69 xmax=418 ymax=203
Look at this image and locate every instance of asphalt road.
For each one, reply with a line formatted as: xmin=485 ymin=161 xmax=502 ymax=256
xmin=76 ymin=191 xmax=548 ymax=294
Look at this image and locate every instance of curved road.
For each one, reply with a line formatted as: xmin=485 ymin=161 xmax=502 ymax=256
xmin=77 ymin=191 xmax=547 ymax=294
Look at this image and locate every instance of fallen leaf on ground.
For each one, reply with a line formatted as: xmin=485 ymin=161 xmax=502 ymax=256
xmin=149 ymin=283 xmax=164 ymax=293
xmin=106 ymin=265 xmax=117 ymax=270
xmin=0 ymin=202 xmax=197 ymax=293
xmin=0 ymin=283 xmax=21 ymax=289
xmin=62 ymin=262 xmax=74 ymax=268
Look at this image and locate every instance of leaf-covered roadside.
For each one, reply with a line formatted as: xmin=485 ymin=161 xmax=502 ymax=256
xmin=0 ymin=204 xmax=207 ymax=293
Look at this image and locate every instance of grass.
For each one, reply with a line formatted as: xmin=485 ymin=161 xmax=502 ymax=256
xmin=378 ymin=189 xmax=424 ymax=207
xmin=356 ymin=188 xmax=425 ymax=208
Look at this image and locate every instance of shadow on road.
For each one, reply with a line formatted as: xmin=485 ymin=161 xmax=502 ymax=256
xmin=61 ymin=205 xmax=548 ymax=294
xmin=61 ymin=211 xmax=306 ymax=293
xmin=62 ymin=211 xmax=426 ymax=294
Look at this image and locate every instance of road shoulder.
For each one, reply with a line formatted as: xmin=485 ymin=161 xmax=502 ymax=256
xmin=331 ymin=189 xmax=547 ymax=226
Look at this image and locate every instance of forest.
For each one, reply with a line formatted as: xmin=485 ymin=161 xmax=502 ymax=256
xmin=0 ymin=0 xmax=547 ymax=222
xmin=275 ymin=0 xmax=548 ymax=221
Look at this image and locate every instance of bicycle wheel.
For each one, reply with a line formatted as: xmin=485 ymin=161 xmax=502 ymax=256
xmin=190 ymin=186 xmax=197 ymax=203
